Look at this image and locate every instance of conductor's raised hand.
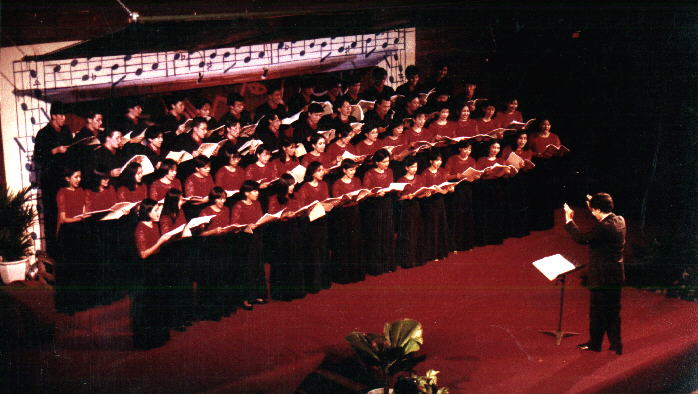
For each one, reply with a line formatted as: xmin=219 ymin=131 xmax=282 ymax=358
xmin=563 ymin=203 xmax=574 ymax=222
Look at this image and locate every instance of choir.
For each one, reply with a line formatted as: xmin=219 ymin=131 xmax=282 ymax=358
xmin=42 ymin=64 xmax=569 ymax=348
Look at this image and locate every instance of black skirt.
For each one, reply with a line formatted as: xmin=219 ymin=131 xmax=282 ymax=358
xmin=329 ymin=205 xmax=365 ymax=284
xmin=505 ymin=172 xmax=531 ymax=238
xmin=299 ymin=217 xmax=330 ymax=293
xmin=396 ymin=199 xmax=425 ymax=268
xmin=266 ymin=218 xmax=307 ymax=301
xmin=131 ymin=253 xmax=170 ymax=349
xmin=236 ymin=231 xmax=266 ymax=302
xmin=473 ymin=179 xmax=508 ymax=246
xmin=360 ymin=196 xmax=396 ymax=275
xmin=420 ymin=193 xmax=451 ymax=261
xmin=445 ymin=182 xmax=476 ymax=251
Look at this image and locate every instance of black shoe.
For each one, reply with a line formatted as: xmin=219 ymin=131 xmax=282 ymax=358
xmin=254 ymin=298 xmax=267 ymax=305
xmin=577 ymin=342 xmax=601 ymax=352
xmin=609 ymin=344 xmax=623 ymax=355
xmin=241 ymin=301 xmax=253 ymax=311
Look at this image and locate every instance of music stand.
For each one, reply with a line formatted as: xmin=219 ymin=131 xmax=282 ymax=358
xmin=532 ymin=254 xmax=582 ymax=345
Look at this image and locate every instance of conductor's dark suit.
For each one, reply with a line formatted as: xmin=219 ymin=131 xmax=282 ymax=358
xmin=565 ymin=213 xmax=626 ymax=350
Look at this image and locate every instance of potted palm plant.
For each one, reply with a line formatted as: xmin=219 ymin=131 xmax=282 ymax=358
xmin=346 ymin=319 xmax=426 ymax=394
xmin=0 ymin=186 xmax=35 ymax=284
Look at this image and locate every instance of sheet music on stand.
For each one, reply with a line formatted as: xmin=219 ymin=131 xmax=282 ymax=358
xmin=532 ymin=254 xmax=576 ymax=281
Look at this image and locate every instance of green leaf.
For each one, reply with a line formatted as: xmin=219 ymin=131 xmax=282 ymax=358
xmin=384 ymin=319 xmax=423 ymax=352
xmin=345 ymin=332 xmax=382 ymax=363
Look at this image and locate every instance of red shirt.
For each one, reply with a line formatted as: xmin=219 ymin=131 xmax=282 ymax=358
xmin=231 ymin=200 xmax=263 ymax=225
xmin=159 ymin=212 xmax=186 ymax=235
xmin=475 ymin=118 xmax=498 ymax=133
xmin=200 ymin=206 xmax=231 ymax=229
xmin=300 ymin=151 xmax=333 ymax=168
xmin=445 ymin=155 xmax=477 ymax=176
xmin=332 ymin=177 xmax=362 ymax=197
xmin=428 ymin=121 xmax=456 ymax=138
xmin=297 ymin=181 xmax=329 ymax=206
xmin=273 ymin=157 xmax=301 ymax=178
xmin=149 ymin=178 xmax=182 ymax=201
xmin=117 ymin=184 xmax=148 ymax=203
xmin=325 ymin=141 xmax=354 ymax=163
xmin=495 ymin=110 xmax=523 ymax=128
xmin=353 ymin=140 xmax=382 ymax=157
xmin=475 ymin=156 xmax=506 ymax=170
xmin=363 ymin=168 xmax=394 ymax=189
xmin=267 ymin=195 xmax=300 ymax=214
xmin=245 ymin=162 xmax=276 ymax=182
xmin=404 ymin=127 xmax=434 ymax=145
xmin=215 ymin=166 xmax=245 ymax=191
xmin=135 ymin=222 xmax=160 ymax=257
xmin=84 ymin=187 xmax=117 ymax=212
xmin=528 ymin=133 xmax=561 ymax=155
xmin=184 ymin=173 xmax=214 ymax=198
xmin=421 ymin=167 xmax=449 ymax=186
xmin=454 ymin=119 xmax=479 ymax=138
xmin=501 ymin=147 xmax=533 ymax=161
xmin=380 ymin=134 xmax=407 ymax=155
xmin=57 ymin=187 xmax=85 ymax=218
xmin=397 ymin=174 xmax=424 ymax=195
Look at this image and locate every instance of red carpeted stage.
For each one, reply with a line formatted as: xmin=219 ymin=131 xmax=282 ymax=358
xmin=3 ymin=210 xmax=697 ymax=393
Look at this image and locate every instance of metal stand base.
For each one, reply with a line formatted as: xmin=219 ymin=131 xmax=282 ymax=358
xmin=538 ymin=329 xmax=580 ymax=346
xmin=539 ymin=273 xmax=580 ymax=346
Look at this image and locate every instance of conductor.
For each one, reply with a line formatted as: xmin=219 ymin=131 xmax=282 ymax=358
xmin=563 ymin=193 xmax=626 ymax=355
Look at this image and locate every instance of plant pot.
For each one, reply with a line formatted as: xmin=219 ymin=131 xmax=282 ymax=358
xmin=0 ymin=256 xmax=29 ymax=284
xmin=367 ymin=389 xmax=393 ymax=394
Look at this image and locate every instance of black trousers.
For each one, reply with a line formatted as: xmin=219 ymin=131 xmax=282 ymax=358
xmin=588 ymin=288 xmax=622 ymax=349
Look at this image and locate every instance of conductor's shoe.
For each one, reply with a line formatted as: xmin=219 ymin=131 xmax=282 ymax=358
xmin=609 ymin=344 xmax=623 ymax=355
xmin=577 ymin=342 xmax=601 ymax=352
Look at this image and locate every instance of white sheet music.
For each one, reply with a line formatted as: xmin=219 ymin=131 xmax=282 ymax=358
xmin=532 ymin=254 xmax=576 ymax=281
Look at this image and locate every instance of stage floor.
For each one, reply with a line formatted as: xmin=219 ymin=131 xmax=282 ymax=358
xmin=3 ymin=211 xmax=697 ymax=393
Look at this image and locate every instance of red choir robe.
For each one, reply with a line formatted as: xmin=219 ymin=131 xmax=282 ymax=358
xmin=117 ymin=184 xmax=148 ymax=203
xmin=231 ymin=200 xmax=263 ymax=225
xmin=501 ymin=147 xmax=534 ymax=161
xmin=297 ymin=181 xmax=330 ymax=206
xmin=244 ymin=162 xmax=277 ymax=183
xmin=57 ymin=187 xmax=85 ymax=219
xmin=84 ymin=187 xmax=117 ymax=212
xmin=397 ymin=173 xmax=424 ymax=196
xmin=273 ymin=157 xmax=301 ymax=178
xmin=134 ymin=221 xmax=161 ymax=256
xmin=159 ymin=212 xmax=186 ymax=235
xmin=528 ymin=133 xmax=562 ymax=156
xmin=200 ymin=205 xmax=231 ymax=230
xmin=495 ymin=110 xmax=523 ymax=128
xmin=453 ymin=119 xmax=479 ymax=138
xmin=379 ymin=134 xmax=407 ymax=155
xmin=421 ymin=167 xmax=449 ymax=187
xmin=445 ymin=155 xmax=477 ymax=177
xmin=404 ymin=127 xmax=434 ymax=145
xmin=184 ymin=174 xmax=215 ymax=198
xmin=149 ymin=178 xmax=183 ymax=201
xmin=427 ymin=120 xmax=457 ymax=138
xmin=353 ymin=140 xmax=382 ymax=157
xmin=332 ymin=177 xmax=362 ymax=206
xmin=267 ymin=194 xmax=301 ymax=214
xmin=363 ymin=167 xmax=394 ymax=188
xmin=475 ymin=118 xmax=499 ymax=133
xmin=300 ymin=151 xmax=333 ymax=168
xmin=215 ymin=165 xmax=245 ymax=191
xmin=325 ymin=141 xmax=354 ymax=163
